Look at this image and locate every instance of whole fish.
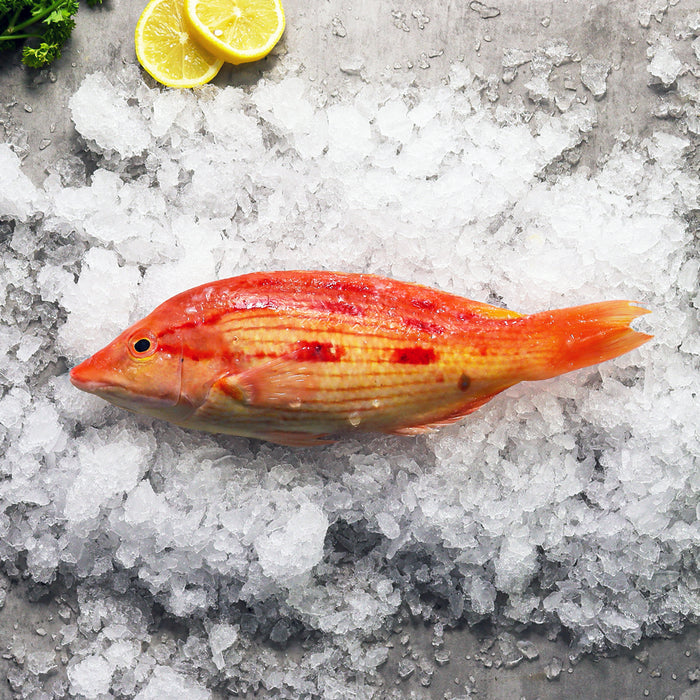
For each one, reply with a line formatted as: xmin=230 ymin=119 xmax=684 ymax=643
xmin=70 ymin=271 xmax=651 ymax=446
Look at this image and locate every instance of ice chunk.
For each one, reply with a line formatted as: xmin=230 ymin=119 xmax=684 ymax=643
xmin=469 ymin=577 xmax=496 ymax=614
xmin=255 ymin=502 xmax=329 ymax=581
xmin=201 ymin=89 xmax=263 ymax=155
xmin=208 ymin=623 xmax=240 ymax=670
xmin=26 ymin=650 xmax=58 ymax=676
xmin=525 ymin=74 xmax=553 ymax=105
xmin=646 ymin=131 xmax=690 ymax=170
xmin=150 ymin=90 xmax=191 ymax=139
xmin=469 ymin=1 xmax=500 ymax=19
xmin=647 ymin=38 xmax=684 ymax=88
xmin=135 ymin=666 xmax=211 ymax=700
xmin=502 ymin=48 xmax=532 ymax=70
xmin=544 ymin=656 xmax=563 ymax=680
xmin=497 ymin=632 xmax=524 ymax=668
xmin=102 ymin=639 xmax=139 ymax=671
xmin=543 ymin=40 xmax=573 ymax=67
xmin=253 ymin=78 xmax=315 ymax=134
xmin=580 ymin=57 xmax=611 ymax=99
xmin=123 ymin=481 xmax=169 ymax=526
xmin=25 ymin=534 xmax=60 ymax=583
xmin=376 ymin=100 xmax=413 ymax=142
xmin=376 ymin=512 xmax=401 ymax=539
xmin=0 ymin=388 xmax=31 ymax=432
xmin=69 ymin=73 xmax=151 ymax=157
xmin=18 ymin=400 xmax=66 ymax=454
xmin=516 ymin=639 xmax=539 ymax=660
xmin=494 ymin=535 xmax=538 ymax=593
xmin=14 ymin=334 xmax=42 ymax=362
xmin=0 ymin=144 xmax=42 ymax=221
xmin=638 ymin=0 xmax=670 ymax=28
xmin=339 ymin=57 xmax=365 ymax=75
xmin=64 ymin=437 xmax=150 ymax=522
xmin=57 ymin=247 xmax=141 ymax=355
xmin=67 ymin=654 xmax=113 ymax=697
xmin=331 ymin=16 xmax=347 ymax=37
xmin=326 ymin=104 xmax=372 ymax=162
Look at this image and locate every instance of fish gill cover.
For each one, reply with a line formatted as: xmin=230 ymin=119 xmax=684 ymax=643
xmin=0 ymin=31 xmax=698 ymax=700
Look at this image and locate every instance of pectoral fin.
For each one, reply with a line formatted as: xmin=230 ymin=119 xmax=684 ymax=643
xmin=195 ymin=356 xmax=320 ymax=410
xmin=190 ymin=371 xmax=335 ymax=446
xmin=228 ymin=357 xmax=323 ymax=408
xmin=190 ymin=360 xmax=316 ymax=426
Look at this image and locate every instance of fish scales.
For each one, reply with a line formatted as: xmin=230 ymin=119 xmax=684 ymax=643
xmin=70 ymin=271 xmax=651 ymax=446
xmin=199 ymin=310 xmax=505 ymax=421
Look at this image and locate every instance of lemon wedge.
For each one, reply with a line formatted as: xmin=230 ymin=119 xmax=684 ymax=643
xmin=135 ymin=0 xmax=224 ymax=89
xmin=184 ymin=0 xmax=285 ymax=65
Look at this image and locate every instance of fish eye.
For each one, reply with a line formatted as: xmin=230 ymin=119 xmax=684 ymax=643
xmin=134 ymin=338 xmax=151 ymax=353
xmin=128 ymin=331 xmax=157 ymax=359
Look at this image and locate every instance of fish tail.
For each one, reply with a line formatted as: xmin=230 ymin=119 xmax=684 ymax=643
xmin=519 ymin=300 xmax=652 ymax=381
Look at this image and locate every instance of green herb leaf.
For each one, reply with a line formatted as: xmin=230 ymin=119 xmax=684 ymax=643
xmin=0 ymin=0 xmax=101 ymax=68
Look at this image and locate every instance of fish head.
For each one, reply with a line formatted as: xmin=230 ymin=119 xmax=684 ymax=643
xmin=69 ymin=321 xmax=191 ymax=421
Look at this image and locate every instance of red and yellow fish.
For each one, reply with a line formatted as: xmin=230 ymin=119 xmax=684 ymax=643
xmin=69 ymin=271 xmax=651 ymax=446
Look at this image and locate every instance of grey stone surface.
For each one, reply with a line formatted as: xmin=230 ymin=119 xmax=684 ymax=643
xmin=2 ymin=0 xmax=697 ymax=178
xmin=0 ymin=0 xmax=698 ymax=698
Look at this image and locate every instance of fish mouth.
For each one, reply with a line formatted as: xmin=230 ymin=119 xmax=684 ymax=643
xmin=69 ymin=364 xmax=111 ymax=393
xmin=69 ymin=361 xmax=181 ymax=412
xmin=69 ymin=375 xmax=108 ymax=393
xmin=69 ymin=362 xmax=132 ymax=400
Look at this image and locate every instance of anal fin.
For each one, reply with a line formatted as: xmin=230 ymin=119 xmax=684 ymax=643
xmin=388 ymin=388 xmax=509 ymax=436
xmin=257 ymin=430 xmax=336 ymax=447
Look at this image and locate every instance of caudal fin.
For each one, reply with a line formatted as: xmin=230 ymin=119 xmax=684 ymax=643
xmin=521 ymin=300 xmax=652 ymax=381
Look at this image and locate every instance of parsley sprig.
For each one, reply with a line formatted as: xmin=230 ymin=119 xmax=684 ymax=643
xmin=0 ymin=0 xmax=102 ymax=68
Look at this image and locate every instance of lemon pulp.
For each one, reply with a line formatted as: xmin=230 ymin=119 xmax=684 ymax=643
xmin=135 ymin=0 xmax=224 ymax=89
xmin=184 ymin=0 xmax=285 ymax=65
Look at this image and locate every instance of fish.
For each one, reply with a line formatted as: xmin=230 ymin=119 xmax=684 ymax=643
xmin=69 ymin=271 xmax=652 ymax=446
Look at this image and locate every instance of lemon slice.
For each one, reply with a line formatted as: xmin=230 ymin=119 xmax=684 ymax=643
xmin=184 ymin=0 xmax=285 ymax=65
xmin=135 ymin=0 xmax=224 ymax=88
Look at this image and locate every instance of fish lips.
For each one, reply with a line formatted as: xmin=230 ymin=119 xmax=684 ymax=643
xmin=69 ymin=359 xmax=110 ymax=394
xmin=69 ymin=359 xmax=181 ymax=411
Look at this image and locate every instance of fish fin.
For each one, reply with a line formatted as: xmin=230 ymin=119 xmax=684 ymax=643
xmin=232 ymin=357 xmax=322 ymax=408
xmin=388 ymin=390 xmax=508 ymax=436
xmin=522 ymin=301 xmax=652 ymax=381
xmin=256 ymin=430 xmax=336 ymax=447
xmin=390 ymin=425 xmax=435 ymax=436
xmin=188 ymin=376 xmax=248 ymax=428
xmin=458 ymin=301 xmax=522 ymax=321
xmin=190 ymin=379 xmax=335 ymax=447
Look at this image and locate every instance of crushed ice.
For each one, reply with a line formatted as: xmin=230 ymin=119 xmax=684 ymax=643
xmin=0 ymin=53 xmax=698 ymax=697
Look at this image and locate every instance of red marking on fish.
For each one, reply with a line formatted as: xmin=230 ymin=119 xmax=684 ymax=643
xmin=315 ymin=300 xmax=362 ymax=317
xmin=404 ymin=317 xmax=445 ymax=335
xmin=411 ymin=298 xmax=437 ymax=311
xmin=293 ymin=341 xmax=344 ymax=362
xmin=390 ymin=347 xmax=437 ymax=364
xmin=323 ymin=278 xmax=377 ymax=295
